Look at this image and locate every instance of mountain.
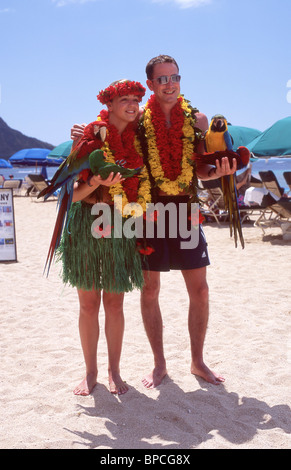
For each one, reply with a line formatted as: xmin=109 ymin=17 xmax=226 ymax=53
xmin=0 ymin=117 xmax=55 ymax=159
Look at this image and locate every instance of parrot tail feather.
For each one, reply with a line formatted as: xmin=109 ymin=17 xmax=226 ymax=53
xmin=44 ymin=190 xmax=70 ymax=276
xmin=220 ymin=174 xmax=245 ymax=249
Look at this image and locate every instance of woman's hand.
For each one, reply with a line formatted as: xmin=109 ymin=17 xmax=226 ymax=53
xmin=90 ymin=172 xmax=124 ymax=187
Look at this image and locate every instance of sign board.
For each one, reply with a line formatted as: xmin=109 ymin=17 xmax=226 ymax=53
xmin=0 ymin=188 xmax=17 ymax=262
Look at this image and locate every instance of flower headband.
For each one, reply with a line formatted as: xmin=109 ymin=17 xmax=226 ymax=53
xmin=97 ymin=80 xmax=146 ymax=105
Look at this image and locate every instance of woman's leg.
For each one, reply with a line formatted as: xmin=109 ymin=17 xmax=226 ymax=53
xmin=73 ymin=288 xmax=101 ymax=395
xmin=103 ymin=291 xmax=128 ymax=395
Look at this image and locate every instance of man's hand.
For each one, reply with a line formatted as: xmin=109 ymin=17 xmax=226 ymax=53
xmin=197 ymin=156 xmax=238 ymax=180
xmin=215 ymin=156 xmax=237 ymax=177
xmin=71 ymin=123 xmax=86 ymax=140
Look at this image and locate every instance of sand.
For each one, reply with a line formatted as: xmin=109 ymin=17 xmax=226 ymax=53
xmin=0 ymin=196 xmax=290 ymax=449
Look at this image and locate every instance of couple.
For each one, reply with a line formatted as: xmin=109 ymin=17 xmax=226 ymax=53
xmin=59 ymin=54 xmax=236 ymax=396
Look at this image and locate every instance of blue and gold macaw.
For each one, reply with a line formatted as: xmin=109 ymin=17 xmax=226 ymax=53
xmin=196 ymin=114 xmax=250 ymax=249
xmin=38 ymin=121 xmax=141 ymax=275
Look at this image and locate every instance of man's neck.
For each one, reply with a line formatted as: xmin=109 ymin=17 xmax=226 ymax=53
xmin=154 ymin=96 xmax=178 ymax=123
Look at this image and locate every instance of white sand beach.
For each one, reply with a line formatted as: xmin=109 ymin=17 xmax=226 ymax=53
xmin=0 ymin=196 xmax=290 ymax=449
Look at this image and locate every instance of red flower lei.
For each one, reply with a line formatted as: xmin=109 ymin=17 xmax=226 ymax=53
xmin=147 ymin=95 xmax=185 ymax=181
xmin=97 ymin=80 xmax=146 ymax=105
xmin=99 ymin=110 xmax=143 ymax=203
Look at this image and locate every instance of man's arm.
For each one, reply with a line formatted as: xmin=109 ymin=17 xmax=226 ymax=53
xmin=72 ymin=172 xmax=124 ymax=202
xmin=197 ymin=157 xmax=237 ymax=180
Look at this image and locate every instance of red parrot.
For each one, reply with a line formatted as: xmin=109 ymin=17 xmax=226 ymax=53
xmin=39 ymin=121 xmax=140 ymax=275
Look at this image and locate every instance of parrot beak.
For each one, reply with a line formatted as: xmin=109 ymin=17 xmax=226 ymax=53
xmin=216 ymin=120 xmax=222 ymax=130
xmin=93 ymin=124 xmax=107 ymax=142
xmin=99 ymin=126 xmax=107 ymax=142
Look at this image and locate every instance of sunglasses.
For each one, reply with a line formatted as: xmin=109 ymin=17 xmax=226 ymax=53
xmin=151 ymin=74 xmax=181 ymax=85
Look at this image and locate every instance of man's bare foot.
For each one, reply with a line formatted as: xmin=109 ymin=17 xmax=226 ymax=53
xmin=191 ymin=361 xmax=225 ymax=385
xmin=73 ymin=372 xmax=97 ymax=396
xmin=108 ymin=371 xmax=128 ymax=395
xmin=142 ymin=365 xmax=167 ymax=389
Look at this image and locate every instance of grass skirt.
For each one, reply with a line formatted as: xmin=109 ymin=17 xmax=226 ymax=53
xmin=56 ymin=201 xmax=144 ymax=293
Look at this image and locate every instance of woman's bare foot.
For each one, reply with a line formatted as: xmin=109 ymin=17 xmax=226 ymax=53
xmin=73 ymin=372 xmax=97 ymax=396
xmin=108 ymin=371 xmax=128 ymax=395
xmin=142 ymin=364 xmax=167 ymax=389
xmin=191 ymin=361 xmax=225 ymax=385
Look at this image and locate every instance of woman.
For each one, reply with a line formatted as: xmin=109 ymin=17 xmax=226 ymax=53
xmin=56 ymin=80 xmax=150 ymax=396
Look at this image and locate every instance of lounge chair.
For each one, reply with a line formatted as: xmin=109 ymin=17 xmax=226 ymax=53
xmin=199 ymin=179 xmax=227 ymax=224
xmin=254 ymin=172 xmax=291 ymax=234
xmin=25 ymin=174 xmax=57 ymax=201
xmin=249 ymin=175 xmax=264 ymax=188
xmin=259 ymin=170 xmax=285 ymax=198
xmin=283 ymin=171 xmax=291 ymax=195
xmin=3 ymin=179 xmax=22 ymax=196
xmin=200 ymin=178 xmax=264 ymax=225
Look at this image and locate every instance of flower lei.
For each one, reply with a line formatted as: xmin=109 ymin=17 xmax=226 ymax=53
xmin=142 ymin=95 xmax=199 ymax=196
xmin=97 ymin=110 xmax=151 ymax=218
xmin=97 ymin=80 xmax=146 ymax=105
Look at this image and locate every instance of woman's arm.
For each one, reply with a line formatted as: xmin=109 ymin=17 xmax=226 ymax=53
xmin=72 ymin=172 xmax=124 ymax=202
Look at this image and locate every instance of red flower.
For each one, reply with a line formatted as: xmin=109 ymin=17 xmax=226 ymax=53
xmin=93 ymin=224 xmax=113 ymax=238
xmin=147 ymin=95 xmax=185 ymax=181
xmin=100 ymin=109 xmax=144 ymax=203
xmin=97 ymin=81 xmax=146 ymax=105
xmin=137 ymin=242 xmax=155 ymax=255
xmin=143 ymin=209 xmax=159 ymax=222
xmin=188 ymin=210 xmax=205 ymax=226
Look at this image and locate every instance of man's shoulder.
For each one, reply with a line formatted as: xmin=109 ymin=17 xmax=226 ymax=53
xmin=194 ymin=112 xmax=209 ymax=133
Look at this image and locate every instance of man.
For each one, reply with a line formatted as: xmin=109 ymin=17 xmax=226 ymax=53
xmin=71 ymin=55 xmax=237 ymax=389
xmin=138 ymin=55 xmax=237 ymax=388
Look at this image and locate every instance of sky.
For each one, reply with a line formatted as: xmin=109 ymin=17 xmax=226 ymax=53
xmin=0 ymin=0 xmax=291 ymax=147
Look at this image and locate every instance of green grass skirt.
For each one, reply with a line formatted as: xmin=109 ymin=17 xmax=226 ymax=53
xmin=56 ymin=201 xmax=144 ymax=293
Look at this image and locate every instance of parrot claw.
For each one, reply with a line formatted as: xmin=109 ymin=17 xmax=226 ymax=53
xmin=87 ymin=175 xmax=93 ymax=186
xmin=115 ymin=159 xmax=127 ymax=167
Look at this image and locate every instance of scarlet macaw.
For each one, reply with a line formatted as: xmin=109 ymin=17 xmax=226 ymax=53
xmin=38 ymin=121 xmax=141 ymax=274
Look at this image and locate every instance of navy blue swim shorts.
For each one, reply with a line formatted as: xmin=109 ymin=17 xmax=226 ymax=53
xmin=140 ymin=196 xmax=210 ymax=272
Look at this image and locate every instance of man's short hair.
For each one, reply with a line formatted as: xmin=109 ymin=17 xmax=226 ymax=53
xmin=145 ymin=55 xmax=179 ymax=80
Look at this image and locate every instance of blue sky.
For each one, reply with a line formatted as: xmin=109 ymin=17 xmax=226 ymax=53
xmin=0 ymin=0 xmax=290 ymax=147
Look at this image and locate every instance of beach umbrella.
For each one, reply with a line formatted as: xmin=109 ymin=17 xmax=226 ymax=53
xmin=9 ymin=148 xmax=63 ymax=166
xmin=46 ymin=140 xmax=73 ymax=161
xmin=0 ymin=158 xmax=13 ymax=168
xmin=228 ymin=125 xmax=261 ymax=149
xmin=247 ymin=116 xmax=291 ymax=157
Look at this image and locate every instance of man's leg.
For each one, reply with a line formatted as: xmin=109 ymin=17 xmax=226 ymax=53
xmin=140 ymin=270 xmax=167 ymax=388
xmin=182 ymin=267 xmax=225 ymax=385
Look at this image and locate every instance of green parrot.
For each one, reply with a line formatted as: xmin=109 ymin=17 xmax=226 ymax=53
xmin=89 ymin=149 xmax=141 ymax=182
xmin=38 ymin=121 xmax=142 ymax=275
